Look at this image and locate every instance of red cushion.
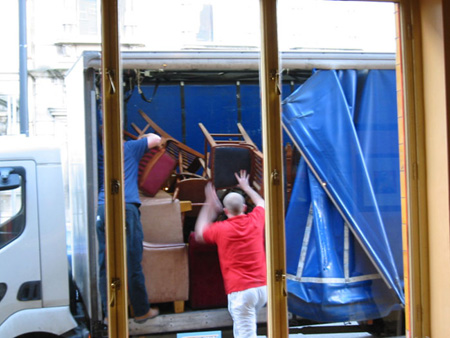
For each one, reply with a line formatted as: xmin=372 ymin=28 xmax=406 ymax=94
xmin=138 ymin=148 xmax=177 ymax=197
xmin=188 ymin=232 xmax=228 ymax=309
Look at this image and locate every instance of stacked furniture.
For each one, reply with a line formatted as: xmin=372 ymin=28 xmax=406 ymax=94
xmin=188 ymin=232 xmax=228 ymax=309
xmin=140 ymin=191 xmax=189 ymax=313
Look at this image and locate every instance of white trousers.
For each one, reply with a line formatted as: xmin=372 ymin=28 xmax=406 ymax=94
xmin=227 ymin=285 xmax=268 ymax=338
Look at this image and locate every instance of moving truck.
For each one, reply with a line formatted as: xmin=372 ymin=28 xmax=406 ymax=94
xmin=0 ymin=51 xmax=402 ymax=337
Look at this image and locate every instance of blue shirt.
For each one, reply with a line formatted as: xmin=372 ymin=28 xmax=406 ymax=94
xmin=98 ymin=138 xmax=148 ymax=205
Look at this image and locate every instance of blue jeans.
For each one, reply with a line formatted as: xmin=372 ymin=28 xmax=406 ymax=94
xmin=96 ymin=203 xmax=150 ymax=317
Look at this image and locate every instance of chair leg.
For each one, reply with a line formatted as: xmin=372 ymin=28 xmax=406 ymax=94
xmin=174 ymin=300 xmax=185 ymax=313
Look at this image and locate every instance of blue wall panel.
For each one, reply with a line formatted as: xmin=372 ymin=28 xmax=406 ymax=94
xmin=184 ymin=84 xmax=239 ymax=153
xmin=125 ymin=85 xmax=183 ymax=141
xmin=240 ymin=84 xmax=262 ymax=150
xmin=124 ymin=82 xmax=303 ymax=154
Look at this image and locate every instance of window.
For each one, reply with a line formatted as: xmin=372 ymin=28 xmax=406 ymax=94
xmin=79 ymin=0 xmax=98 ymax=36
xmin=0 ymin=167 xmax=25 ymax=249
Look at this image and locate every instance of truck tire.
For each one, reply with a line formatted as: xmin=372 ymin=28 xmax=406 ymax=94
xmin=17 ymin=333 xmax=59 ymax=338
xmin=358 ymin=310 xmax=405 ymax=337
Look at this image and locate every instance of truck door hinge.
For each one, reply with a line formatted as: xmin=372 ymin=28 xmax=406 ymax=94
xmin=275 ymin=269 xmax=286 ymax=282
xmin=270 ymin=70 xmax=281 ymax=95
xmin=275 ymin=269 xmax=287 ymax=297
xmin=111 ymin=179 xmax=120 ymax=194
xmin=271 ymin=169 xmax=280 ymax=186
xmin=109 ymin=278 xmax=121 ymax=307
xmin=106 ymin=69 xmax=116 ymax=94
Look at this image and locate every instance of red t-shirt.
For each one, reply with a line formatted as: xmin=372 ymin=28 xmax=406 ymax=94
xmin=203 ymin=206 xmax=266 ymax=294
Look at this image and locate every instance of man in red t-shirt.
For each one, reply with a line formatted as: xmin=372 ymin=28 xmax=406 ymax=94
xmin=195 ymin=170 xmax=267 ymax=338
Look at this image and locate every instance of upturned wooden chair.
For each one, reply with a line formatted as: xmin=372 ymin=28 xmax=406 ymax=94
xmin=133 ymin=109 xmax=205 ymax=176
xmin=198 ymin=122 xmax=264 ymax=196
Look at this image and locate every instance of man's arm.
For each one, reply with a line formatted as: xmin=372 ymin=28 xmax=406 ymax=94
xmin=139 ymin=133 xmax=161 ymax=149
xmin=194 ymin=182 xmax=223 ymax=243
xmin=234 ymin=170 xmax=264 ymax=208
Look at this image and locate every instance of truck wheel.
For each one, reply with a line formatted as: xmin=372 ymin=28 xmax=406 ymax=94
xmin=358 ymin=310 xmax=405 ymax=337
xmin=16 ymin=333 xmax=59 ymax=338
xmin=358 ymin=318 xmax=385 ymax=337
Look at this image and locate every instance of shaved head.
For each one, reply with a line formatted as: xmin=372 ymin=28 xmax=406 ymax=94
xmin=223 ymin=192 xmax=245 ymax=216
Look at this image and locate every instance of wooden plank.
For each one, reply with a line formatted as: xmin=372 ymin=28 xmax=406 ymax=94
xmin=128 ymin=307 xmax=267 ymax=335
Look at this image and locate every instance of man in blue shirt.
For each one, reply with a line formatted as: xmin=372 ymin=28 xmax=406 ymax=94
xmin=96 ymin=133 xmax=161 ymax=323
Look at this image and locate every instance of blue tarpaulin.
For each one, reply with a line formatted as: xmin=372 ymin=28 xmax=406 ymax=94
xmin=282 ymin=69 xmax=404 ymax=322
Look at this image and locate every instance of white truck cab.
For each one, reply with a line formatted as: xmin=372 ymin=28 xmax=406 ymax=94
xmin=0 ymin=136 xmax=78 ymax=338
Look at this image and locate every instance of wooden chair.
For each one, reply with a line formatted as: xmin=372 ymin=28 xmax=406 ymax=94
xmin=172 ymin=177 xmax=208 ymax=219
xmin=137 ymin=143 xmax=177 ymax=197
xmin=133 ymin=109 xmax=205 ymax=176
xmin=198 ymin=123 xmax=264 ymax=196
